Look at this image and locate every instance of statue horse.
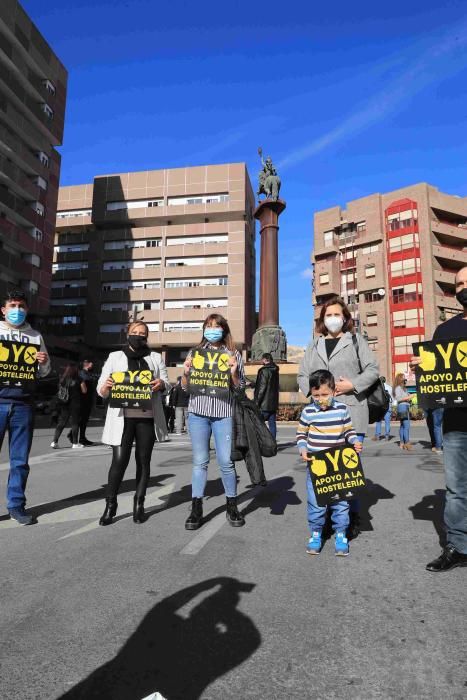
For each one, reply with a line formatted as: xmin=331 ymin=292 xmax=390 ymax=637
xmin=257 ymin=172 xmax=281 ymax=201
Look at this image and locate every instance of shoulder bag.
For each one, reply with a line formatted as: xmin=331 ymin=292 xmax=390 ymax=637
xmin=352 ymin=335 xmax=391 ymax=424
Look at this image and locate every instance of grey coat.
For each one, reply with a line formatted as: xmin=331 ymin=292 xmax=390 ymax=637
xmin=298 ymin=332 xmax=380 ymax=434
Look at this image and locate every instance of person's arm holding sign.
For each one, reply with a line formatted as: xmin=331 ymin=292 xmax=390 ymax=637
xmin=97 ymin=355 xmax=114 ymax=398
xmin=36 ymin=335 xmax=50 ymax=377
xmin=229 ymin=352 xmax=245 ymax=389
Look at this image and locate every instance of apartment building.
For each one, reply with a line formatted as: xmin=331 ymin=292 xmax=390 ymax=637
xmin=50 ymin=163 xmax=256 ymax=364
xmin=313 ymin=183 xmax=467 ymax=380
xmin=0 ymin=0 xmax=67 ymax=313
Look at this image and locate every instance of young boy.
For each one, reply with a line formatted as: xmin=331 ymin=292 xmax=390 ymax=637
xmin=296 ymin=369 xmax=362 ymax=556
xmin=0 ymin=290 xmax=50 ymax=525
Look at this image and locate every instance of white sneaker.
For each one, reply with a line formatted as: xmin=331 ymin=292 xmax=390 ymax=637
xmin=72 ymin=443 xmax=84 ymax=449
xmin=50 ymin=441 xmax=58 ymax=449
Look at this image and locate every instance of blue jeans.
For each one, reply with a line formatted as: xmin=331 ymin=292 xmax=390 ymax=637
xmin=306 ymin=472 xmax=349 ymax=533
xmin=398 ymin=404 xmax=410 ymax=444
xmin=349 ymin=433 xmax=365 ymax=515
xmin=443 ymin=431 xmax=467 ymax=554
xmin=0 ymin=403 xmax=35 ymax=510
xmin=375 ymin=408 xmax=392 ymax=438
xmin=189 ymin=413 xmax=237 ymax=498
xmin=261 ymin=410 xmax=277 ymax=440
xmin=424 ymin=408 xmax=443 ymax=449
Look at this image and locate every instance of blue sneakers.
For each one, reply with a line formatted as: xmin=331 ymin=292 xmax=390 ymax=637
xmin=306 ymin=531 xmax=322 ymax=555
xmin=335 ymin=531 xmax=349 ymax=556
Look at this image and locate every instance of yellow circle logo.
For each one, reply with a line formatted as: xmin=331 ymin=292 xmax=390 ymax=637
xmin=456 ymin=341 xmax=467 ymax=368
xmin=218 ymin=353 xmax=230 ymax=372
xmin=139 ymin=370 xmax=152 ymax=384
xmin=24 ymin=346 xmax=37 ymax=365
xmin=112 ymin=372 xmax=125 ymax=384
xmin=342 ymin=448 xmax=359 ymax=469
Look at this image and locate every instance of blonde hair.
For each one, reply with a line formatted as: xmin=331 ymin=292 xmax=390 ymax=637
xmin=127 ymin=321 xmax=148 ymax=336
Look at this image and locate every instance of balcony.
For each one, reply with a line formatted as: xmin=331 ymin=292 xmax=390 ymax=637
xmin=100 ymin=267 xmax=162 ymax=282
xmin=432 ymin=219 xmax=467 ymax=245
xmin=432 ymin=243 xmax=467 ymax=267
xmin=163 ymin=286 xmax=228 ymax=300
xmin=0 ymin=123 xmax=47 ymax=177
xmin=56 ymin=214 xmax=92 ymax=229
xmin=103 ymin=247 xmax=162 ymax=261
xmin=100 ymin=288 xmax=161 ymax=303
xmin=340 ymin=257 xmax=356 ymax=270
xmin=434 ymin=268 xmax=456 ymax=286
xmin=95 ymin=201 xmax=244 ymax=228
xmin=51 ymin=287 xmax=88 ymax=300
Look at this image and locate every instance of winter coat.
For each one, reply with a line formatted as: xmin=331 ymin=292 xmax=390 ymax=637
xmin=297 ymin=332 xmax=380 ymax=435
xmin=170 ymin=383 xmax=190 ymax=409
xmin=254 ymin=362 xmax=280 ymax=412
xmin=97 ymin=350 xmax=171 ymax=445
xmin=0 ymin=320 xmax=51 ymax=404
xmin=231 ymin=390 xmax=277 ymax=485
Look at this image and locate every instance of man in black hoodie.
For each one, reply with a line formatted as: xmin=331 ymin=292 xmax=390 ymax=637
xmin=254 ymin=353 xmax=279 ymax=439
xmin=0 ymin=290 xmax=50 ymax=525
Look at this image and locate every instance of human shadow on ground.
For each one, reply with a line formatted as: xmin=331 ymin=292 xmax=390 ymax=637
xmin=0 ymin=473 xmax=174 ymax=522
xmin=58 ymin=577 xmax=261 ymax=700
xmin=241 ymin=475 xmax=301 ymax=517
xmin=323 ymin=478 xmax=395 ymax=539
xmin=409 ymin=488 xmax=446 ymax=547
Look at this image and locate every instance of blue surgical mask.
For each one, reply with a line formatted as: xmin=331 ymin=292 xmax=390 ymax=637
xmin=204 ymin=328 xmax=223 ymax=343
xmin=6 ymin=308 xmax=27 ymax=326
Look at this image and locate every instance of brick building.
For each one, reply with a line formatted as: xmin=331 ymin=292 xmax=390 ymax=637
xmin=0 ymin=0 xmax=67 ymax=312
xmin=313 ymin=184 xmax=467 ymax=380
xmin=49 ymin=163 xmax=256 ymax=365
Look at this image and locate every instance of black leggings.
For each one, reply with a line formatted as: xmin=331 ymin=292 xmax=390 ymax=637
xmin=106 ymin=418 xmax=156 ymax=499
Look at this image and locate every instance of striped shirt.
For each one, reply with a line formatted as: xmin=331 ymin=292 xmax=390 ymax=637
xmin=296 ymin=399 xmax=358 ymax=453
xmin=186 ymin=344 xmax=246 ymax=419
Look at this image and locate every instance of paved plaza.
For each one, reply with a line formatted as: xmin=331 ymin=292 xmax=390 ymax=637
xmin=1 ymin=419 xmax=466 ymax=700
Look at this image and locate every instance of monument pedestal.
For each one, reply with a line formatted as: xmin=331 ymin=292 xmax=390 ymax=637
xmin=251 ymin=324 xmax=287 ymax=361
xmin=251 ymin=198 xmax=287 ymax=361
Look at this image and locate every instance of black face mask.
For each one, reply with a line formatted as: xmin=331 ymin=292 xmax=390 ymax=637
xmin=456 ymin=288 xmax=467 ymax=308
xmin=128 ymin=335 xmax=148 ymax=350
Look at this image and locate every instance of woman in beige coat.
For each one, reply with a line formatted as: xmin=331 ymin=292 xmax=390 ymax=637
xmin=97 ymin=321 xmax=170 ymax=525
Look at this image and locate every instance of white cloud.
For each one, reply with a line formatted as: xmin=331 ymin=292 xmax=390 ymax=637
xmin=278 ymin=21 xmax=467 ymax=170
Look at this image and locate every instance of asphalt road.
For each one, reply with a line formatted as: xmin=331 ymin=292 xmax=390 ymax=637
xmin=0 ymin=418 xmax=465 ymax=700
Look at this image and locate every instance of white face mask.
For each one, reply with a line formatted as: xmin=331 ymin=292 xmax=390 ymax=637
xmin=324 ymin=316 xmax=344 ymax=334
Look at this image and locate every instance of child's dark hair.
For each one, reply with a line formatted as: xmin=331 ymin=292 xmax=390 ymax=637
xmin=309 ymin=369 xmax=335 ymax=392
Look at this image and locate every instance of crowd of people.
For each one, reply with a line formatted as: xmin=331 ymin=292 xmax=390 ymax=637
xmin=0 ymin=265 xmax=466 ymax=573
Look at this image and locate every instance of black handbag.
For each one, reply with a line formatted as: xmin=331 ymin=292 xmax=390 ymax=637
xmin=352 ymin=335 xmax=391 ymax=424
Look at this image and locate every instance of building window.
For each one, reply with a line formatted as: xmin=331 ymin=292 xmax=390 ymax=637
xmin=33 ymin=202 xmax=45 ymax=217
xmin=390 ymin=258 xmax=420 ymax=277
xmin=165 ymin=234 xmax=228 ymax=246
xmin=40 ymin=103 xmax=54 ymax=119
xmin=363 ymin=290 xmax=382 ymax=303
xmin=29 ymin=227 xmax=43 ymax=241
xmin=392 ymin=308 xmax=423 ymax=329
xmin=100 ymin=324 xmax=127 ymax=333
xmin=63 ymin=316 xmax=79 ymax=325
xmin=164 ymin=299 xmax=227 ymax=310
xmin=319 ymin=273 xmax=329 ymax=285
xmin=52 ymin=262 xmax=88 ymax=271
xmin=35 ymin=176 xmax=48 ymax=191
xmin=50 ymin=299 xmax=86 ymax=306
xmin=389 ymin=233 xmax=419 ymax=252
xmin=387 ymin=209 xmax=417 ymax=231
xmin=167 ymin=193 xmax=229 ymax=206
xmin=365 ymin=264 xmax=376 ymax=278
xmin=366 ymin=313 xmax=378 ymax=326
xmin=163 ymin=322 xmax=204 ymax=332
xmin=57 ymin=209 xmax=92 ymax=219
xmin=392 ymin=283 xmax=421 ymax=304
xmin=367 ymin=339 xmax=378 ymax=351
xmin=393 ymin=334 xmax=422 ymax=355
xmin=36 ymin=151 xmax=49 ymax=167
xmin=361 ymin=244 xmax=379 ymax=255
xmin=54 ymin=244 xmax=90 ymax=253
xmin=52 ymin=280 xmax=87 ymax=289
xmin=104 ymin=239 xmax=162 ymax=250
xmin=42 ymin=79 xmax=56 ymax=95
xmin=165 ymin=256 xmax=227 ymax=267
xmin=106 ymin=199 xmax=163 ymax=211
xmin=23 ymin=280 xmax=39 ymax=295
xmin=356 ymin=221 xmax=366 ymax=233
xmin=324 ymin=230 xmax=334 ymax=247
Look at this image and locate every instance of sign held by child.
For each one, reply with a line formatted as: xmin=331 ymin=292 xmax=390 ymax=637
xmin=306 ymin=445 xmax=366 ymax=506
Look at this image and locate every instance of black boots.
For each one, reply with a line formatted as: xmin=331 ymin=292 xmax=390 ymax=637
xmin=99 ymin=497 xmax=117 ymax=526
xmin=226 ymin=497 xmax=245 ymax=527
xmin=133 ymin=496 xmax=147 ymax=524
xmin=185 ymin=498 xmax=203 ymax=530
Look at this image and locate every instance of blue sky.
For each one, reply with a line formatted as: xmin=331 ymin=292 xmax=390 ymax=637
xmin=23 ymin=0 xmax=467 ymax=346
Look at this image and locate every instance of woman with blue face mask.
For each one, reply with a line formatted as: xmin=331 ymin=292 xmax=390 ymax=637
xmin=182 ymin=314 xmax=246 ymax=530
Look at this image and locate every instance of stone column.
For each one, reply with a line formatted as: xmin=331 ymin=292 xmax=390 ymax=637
xmin=251 ymin=198 xmax=287 ymax=361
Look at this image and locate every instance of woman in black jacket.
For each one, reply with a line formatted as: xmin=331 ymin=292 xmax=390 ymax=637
xmin=50 ymin=364 xmax=86 ymax=449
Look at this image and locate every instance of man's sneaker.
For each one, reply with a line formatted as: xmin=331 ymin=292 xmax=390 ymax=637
xmin=50 ymin=441 xmax=58 ymax=449
xmin=335 ymin=531 xmax=349 ymax=556
xmin=9 ymin=508 xmax=34 ymax=526
xmin=72 ymin=443 xmax=84 ymax=449
xmin=306 ymin=531 xmax=322 ymax=555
